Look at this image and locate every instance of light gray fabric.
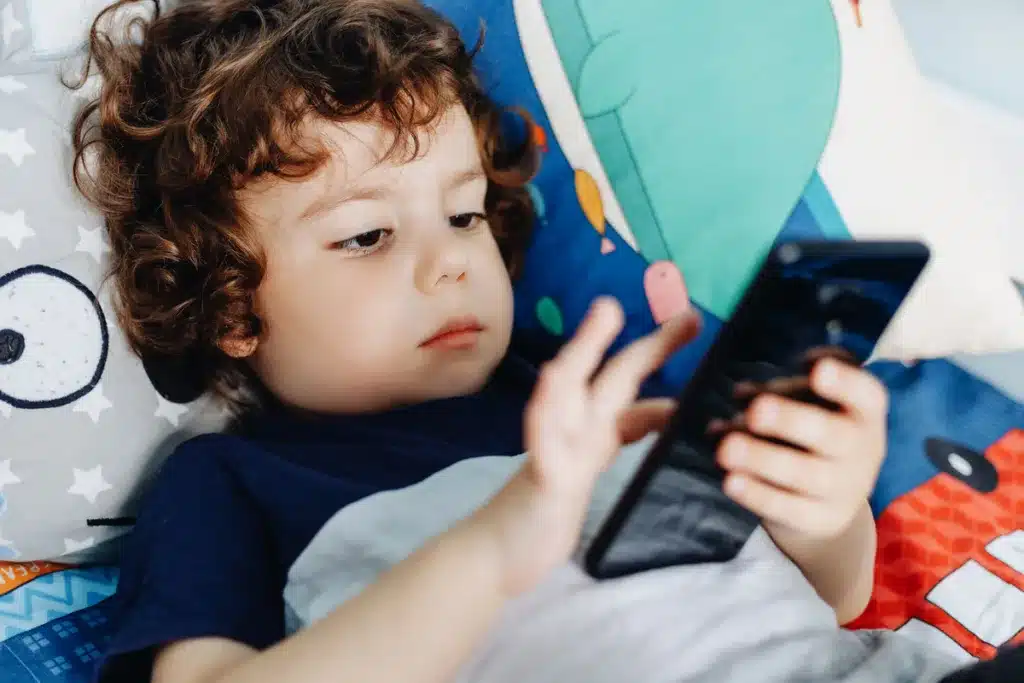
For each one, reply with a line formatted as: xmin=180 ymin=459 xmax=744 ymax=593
xmin=952 ymin=281 xmax=1024 ymax=400
xmin=0 ymin=1 xmax=30 ymax=64
xmin=0 ymin=56 xmax=224 ymax=563
xmin=285 ymin=438 xmax=961 ymax=683
xmin=458 ymin=546 xmax=959 ymax=683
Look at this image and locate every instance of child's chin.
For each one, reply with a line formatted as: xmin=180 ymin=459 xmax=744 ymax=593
xmin=430 ymin=362 xmax=497 ymax=399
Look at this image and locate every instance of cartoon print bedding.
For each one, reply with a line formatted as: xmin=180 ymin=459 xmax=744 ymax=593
xmin=1 ymin=221 xmax=1020 ymax=683
xmin=0 ymin=355 xmax=1021 ymax=683
xmin=1 ymin=1 xmax=1021 ymax=681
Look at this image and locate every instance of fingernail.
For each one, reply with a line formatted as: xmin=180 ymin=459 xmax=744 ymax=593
xmin=754 ymin=399 xmax=777 ymax=428
xmin=725 ymin=475 xmax=744 ymax=495
xmin=724 ymin=437 xmax=746 ymax=467
xmin=816 ymin=360 xmax=837 ymax=389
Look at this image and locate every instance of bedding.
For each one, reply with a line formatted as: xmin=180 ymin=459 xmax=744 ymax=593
xmin=2 ymin=0 xmax=1020 ymax=567
xmin=0 ymin=0 xmax=1021 ymax=680
xmin=282 ymin=442 xmax=957 ymax=683
xmin=433 ymin=0 xmax=1024 ymax=373
xmin=1 ymin=360 xmax=1019 ymax=683
xmin=0 ymin=0 xmax=31 ymax=63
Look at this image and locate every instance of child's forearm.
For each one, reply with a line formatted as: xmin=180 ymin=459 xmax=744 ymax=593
xmin=218 ymin=517 xmax=505 ymax=683
xmin=765 ymin=501 xmax=877 ymax=625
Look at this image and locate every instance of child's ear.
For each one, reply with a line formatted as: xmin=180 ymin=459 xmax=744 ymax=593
xmin=219 ymin=335 xmax=259 ymax=359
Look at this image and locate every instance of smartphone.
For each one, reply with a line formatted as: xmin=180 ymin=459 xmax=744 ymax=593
xmin=583 ymin=240 xmax=931 ymax=580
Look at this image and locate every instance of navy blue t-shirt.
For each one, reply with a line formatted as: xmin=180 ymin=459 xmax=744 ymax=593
xmin=96 ymin=354 xmax=536 ymax=682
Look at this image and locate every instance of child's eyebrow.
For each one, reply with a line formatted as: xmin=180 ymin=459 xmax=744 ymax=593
xmin=445 ymin=167 xmax=487 ymax=193
xmin=298 ymin=183 xmax=390 ymax=222
xmin=297 ymin=167 xmax=486 ymax=221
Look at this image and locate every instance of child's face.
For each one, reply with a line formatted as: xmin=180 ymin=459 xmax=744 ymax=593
xmin=237 ymin=105 xmax=514 ymax=413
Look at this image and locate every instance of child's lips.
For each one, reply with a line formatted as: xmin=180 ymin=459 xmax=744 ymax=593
xmin=420 ymin=317 xmax=485 ymax=350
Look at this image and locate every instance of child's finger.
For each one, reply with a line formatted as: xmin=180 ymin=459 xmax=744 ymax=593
xmin=722 ymin=472 xmax=821 ymax=532
xmin=590 ymin=312 xmax=700 ymax=416
xmin=733 ymin=375 xmax=811 ymax=401
xmin=617 ymin=398 xmax=676 ymax=444
xmin=717 ymin=433 xmax=833 ymax=498
xmin=745 ymin=393 xmax=852 ymax=456
xmin=548 ymin=298 xmax=624 ymax=383
xmin=810 ymin=359 xmax=889 ymax=421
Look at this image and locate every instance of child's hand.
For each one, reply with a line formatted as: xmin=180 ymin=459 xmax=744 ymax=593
xmin=476 ymin=299 xmax=699 ymax=597
xmin=716 ymin=359 xmax=888 ymax=541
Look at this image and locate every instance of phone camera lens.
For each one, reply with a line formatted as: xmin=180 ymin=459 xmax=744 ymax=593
xmin=777 ymin=244 xmax=802 ymax=264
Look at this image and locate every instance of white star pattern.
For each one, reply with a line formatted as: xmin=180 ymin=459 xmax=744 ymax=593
xmin=73 ymin=382 xmax=113 ymax=423
xmin=0 ymin=531 xmax=19 ymax=560
xmin=0 ymin=128 xmax=35 ymax=166
xmin=0 ymin=402 xmax=10 ymax=418
xmin=0 ymin=75 xmax=26 ymax=94
xmin=75 ymin=225 xmax=111 ymax=263
xmin=1 ymin=3 xmax=24 ymax=48
xmin=0 ymin=459 xmax=20 ymax=491
xmin=155 ymin=395 xmax=190 ymax=427
xmin=63 ymin=536 xmax=96 ymax=555
xmin=0 ymin=209 xmax=34 ymax=249
xmin=68 ymin=466 xmax=113 ymax=504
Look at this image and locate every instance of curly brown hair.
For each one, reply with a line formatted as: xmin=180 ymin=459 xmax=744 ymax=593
xmin=71 ymin=0 xmax=537 ymax=410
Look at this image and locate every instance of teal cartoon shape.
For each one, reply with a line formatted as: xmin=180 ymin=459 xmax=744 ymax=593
xmin=533 ymin=0 xmax=841 ymax=319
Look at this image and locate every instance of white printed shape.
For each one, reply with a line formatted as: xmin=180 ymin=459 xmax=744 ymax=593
xmin=0 ymin=209 xmax=34 ymax=249
xmin=896 ymin=619 xmax=976 ymax=665
xmin=73 ymin=383 xmax=112 ymax=423
xmin=0 ymin=530 xmax=19 ymax=560
xmin=0 ymin=269 xmax=107 ymax=408
xmin=63 ymin=536 xmax=96 ymax=555
xmin=0 ymin=128 xmax=35 ymax=166
xmin=75 ymin=226 xmax=111 ymax=264
xmin=1 ymin=3 xmax=24 ymax=47
xmin=155 ymin=395 xmax=189 ymax=427
xmin=986 ymin=531 xmax=1024 ymax=574
xmin=0 ymin=76 xmax=26 ymax=94
xmin=926 ymin=560 xmax=1024 ymax=647
xmin=0 ymin=459 xmax=20 ymax=491
xmin=67 ymin=465 xmax=112 ymax=504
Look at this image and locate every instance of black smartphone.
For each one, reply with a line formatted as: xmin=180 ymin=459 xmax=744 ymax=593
xmin=583 ymin=240 xmax=931 ymax=580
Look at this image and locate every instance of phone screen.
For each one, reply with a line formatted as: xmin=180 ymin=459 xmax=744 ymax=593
xmin=585 ymin=241 xmax=930 ymax=579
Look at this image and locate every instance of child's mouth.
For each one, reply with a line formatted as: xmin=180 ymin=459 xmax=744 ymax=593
xmin=420 ymin=317 xmax=485 ymax=350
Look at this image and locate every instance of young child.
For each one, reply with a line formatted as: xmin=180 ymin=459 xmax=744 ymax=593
xmin=73 ymin=1 xmax=963 ymax=682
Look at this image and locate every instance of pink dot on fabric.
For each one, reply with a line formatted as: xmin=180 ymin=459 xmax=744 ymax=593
xmin=644 ymin=261 xmax=689 ymax=324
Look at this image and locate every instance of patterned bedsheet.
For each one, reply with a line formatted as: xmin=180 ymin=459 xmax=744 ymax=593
xmin=0 ymin=563 xmax=117 ymax=682
xmin=1 ymin=356 xmax=1021 ymax=682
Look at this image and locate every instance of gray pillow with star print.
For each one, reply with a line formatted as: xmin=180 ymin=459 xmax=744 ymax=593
xmin=0 ymin=52 xmax=227 ymax=562
xmin=0 ymin=1 xmax=31 ymax=64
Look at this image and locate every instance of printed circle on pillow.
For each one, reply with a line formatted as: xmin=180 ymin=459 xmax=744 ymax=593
xmin=0 ymin=264 xmax=108 ymax=409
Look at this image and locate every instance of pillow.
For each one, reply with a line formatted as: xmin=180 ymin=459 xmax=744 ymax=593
xmin=817 ymin=0 xmax=1024 ymax=359
xmin=421 ymin=1 xmax=1015 ymax=395
xmin=0 ymin=56 xmax=226 ymax=563
xmin=432 ymin=0 xmax=1023 ymax=379
xmin=0 ymin=0 xmax=30 ymax=63
xmin=3 ymin=0 xmax=827 ymax=561
xmin=426 ymin=0 xmax=846 ymax=392
xmin=848 ymin=359 xmax=1024 ymax=662
xmin=19 ymin=0 xmax=146 ymax=59
xmin=895 ymin=0 xmax=1024 ymax=283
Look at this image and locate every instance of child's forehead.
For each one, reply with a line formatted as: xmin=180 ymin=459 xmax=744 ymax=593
xmin=239 ymin=105 xmax=480 ymax=212
xmin=312 ymin=104 xmax=476 ymax=177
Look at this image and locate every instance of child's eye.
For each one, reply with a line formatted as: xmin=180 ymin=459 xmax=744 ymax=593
xmin=330 ymin=228 xmax=394 ymax=255
xmin=449 ymin=212 xmax=486 ymax=230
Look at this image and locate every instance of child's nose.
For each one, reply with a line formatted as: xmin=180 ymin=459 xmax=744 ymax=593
xmin=416 ymin=236 xmax=469 ymax=293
